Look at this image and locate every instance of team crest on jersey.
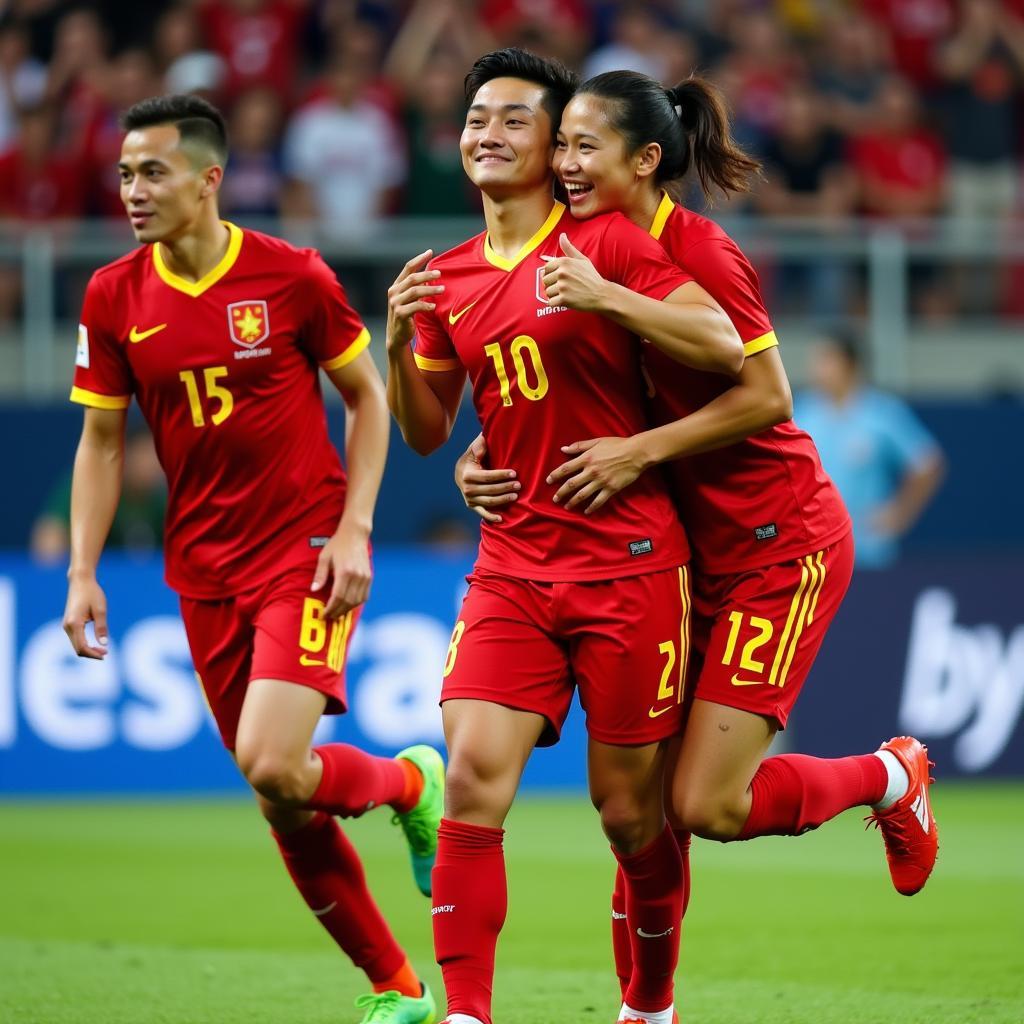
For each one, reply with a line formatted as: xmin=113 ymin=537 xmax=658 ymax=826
xmin=227 ymin=300 xmax=270 ymax=348
xmin=535 ymin=267 xmax=567 ymax=317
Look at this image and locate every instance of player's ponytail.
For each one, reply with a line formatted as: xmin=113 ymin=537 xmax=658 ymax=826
xmin=666 ymin=76 xmax=760 ymax=200
xmin=578 ymin=70 xmax=760 ymax=203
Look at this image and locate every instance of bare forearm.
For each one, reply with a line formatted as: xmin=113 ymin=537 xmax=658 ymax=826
xmin=599 ymin=283 xmax=743 ymax=375
xmin=890 ymin=456 xmax=946 ymax=533
xmin=637 ymin=380 xmax=791 ymax=467
xmin=339 ymin=386 xmax=390 ymax=536
xmin=68 ymin=439 xmax=123 ymax=578
xmin=386 ymin=345 xmax=454 ymax=454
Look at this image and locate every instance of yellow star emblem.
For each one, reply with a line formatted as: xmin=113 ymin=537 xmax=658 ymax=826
xmin=233 ymin=306 xmax=264 ymax=342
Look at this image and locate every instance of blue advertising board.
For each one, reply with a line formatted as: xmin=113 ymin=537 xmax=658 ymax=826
xmin=1 ymin=551 xmax=1021 ymax=795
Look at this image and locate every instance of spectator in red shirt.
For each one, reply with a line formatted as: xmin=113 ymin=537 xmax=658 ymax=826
xmin=848 ymin=75 xmax=947 ymax=219
xmin=199 ymin=0 xmax=309 ymax=105
xmin=861 ymin=0 xmax=954 ymax=91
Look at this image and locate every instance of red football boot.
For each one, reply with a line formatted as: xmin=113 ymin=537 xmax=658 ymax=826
xmin=865 ymin=736 xmax=938 ymax=896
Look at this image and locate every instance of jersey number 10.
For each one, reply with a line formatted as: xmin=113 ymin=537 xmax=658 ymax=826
xmin=483 ymin=336 xmax=549 ymax=407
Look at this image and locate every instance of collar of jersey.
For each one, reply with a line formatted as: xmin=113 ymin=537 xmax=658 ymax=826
xmin=649 ymin=191 xmax=675 ymax=241
xmin=152 ymin=221 xmax=243 ymax=297
xmin=483 ymin=202 xmax=565 ymax=271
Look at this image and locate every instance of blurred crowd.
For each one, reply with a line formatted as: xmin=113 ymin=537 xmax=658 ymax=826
xmin=0 ymin=0 xmax=1022 ymax=319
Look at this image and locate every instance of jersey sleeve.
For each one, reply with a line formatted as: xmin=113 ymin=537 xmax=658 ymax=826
xmin=299 ymin=251 xmax=371 ymax=370
xmin=684 ymin=237 xmax=778 ymax=356
xmin=879 ymin=395 xmax=941 ymax=472
xmin=595 ymin=215 xmax=692 ymax=300
xmin=70 ymin=272 xmax=133 ymax=410
xmin=412 ymin=306 xmax=461 ymax=372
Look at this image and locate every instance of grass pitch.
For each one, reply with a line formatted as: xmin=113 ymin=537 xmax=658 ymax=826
xmin=1 ymin=784 xmax=1021 ymax=1024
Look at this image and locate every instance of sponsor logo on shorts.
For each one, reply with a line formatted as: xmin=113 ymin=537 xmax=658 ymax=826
xmin=629 ymin=539 xmax=653 ymax=557
xmin=754 ymin=522 xmax=778 ymax=541
xmin=648 ymin=705 xmax=673 ymax=719
xmin=730 ymin=673 xmax=764 ymax=687
xmin=636 ymin=926 xmax=675 ymax=939
xmin=299 ymin=654 xmax=325 ymax=667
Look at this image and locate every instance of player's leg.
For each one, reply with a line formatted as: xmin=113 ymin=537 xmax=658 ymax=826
xmin=237 ymin=571 xmax=445 ymax=894
xmin=432 ymin=570 xmax=573 ymax=1024
xmin=672 ymin=535 xmax=938 ymax=895
xmin=569 ymin=567 xmax=692 ymax=1024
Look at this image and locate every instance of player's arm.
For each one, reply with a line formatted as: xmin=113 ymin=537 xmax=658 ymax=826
xmin=63 ymin=406 xmax=127 ymax=658
xmin=313 ymin=350 xmax=390 ymax=619
xmin=548 ymin=348 xmax=793 ymax=513
xmin=541 ymin=233 xmax=743 ymax=376
xmin=385 ymin=249 xmax=466 ymax=455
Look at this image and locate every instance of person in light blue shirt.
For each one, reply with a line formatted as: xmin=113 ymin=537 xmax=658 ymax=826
xmin=794 ymin=329 xmax=945 ymax=568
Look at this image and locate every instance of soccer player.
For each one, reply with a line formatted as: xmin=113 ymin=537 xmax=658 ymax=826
xmin=456 ymin=69 xmax=940 ymax=1013
xmin=61 ymin=94 xmax=442 ymax=1024
xmin=386 ymin=49 xmax=742 ymax=1024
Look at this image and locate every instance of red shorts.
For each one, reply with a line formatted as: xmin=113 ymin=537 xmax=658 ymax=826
xmin=441 ymin=565 xmax=692 ymax=746
xmin=179 ymin=560 xmax=360 ymax=749
xmin=687 ymin=532 xmax=854 ymax=728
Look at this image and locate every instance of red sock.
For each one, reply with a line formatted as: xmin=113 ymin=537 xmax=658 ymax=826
xmin=612 ymin=828 xmax=693 ymax=1004
xmin=611 ymin=867 xmax=630 ymax=1000
xmin=273 ymin=812 xmax=406 ymax=982
xmin=307 ymin=744 xmax=409 ymax=817
xmin=431 ymin=818 xmax=506 ymax=1024
xmin=614 ymin=825 xmax=684 ymax=1014
xmin=737 ymin=753 xmax=888 ymax=839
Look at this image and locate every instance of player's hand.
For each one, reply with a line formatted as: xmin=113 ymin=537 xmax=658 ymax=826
xmin=386 ymin=250 xmax=444 ymax=351
xmin=540 ymin=233 xmax=610 ymax=312
xmin=63 ymin=574 xmax=110 ymax=659
xmin=546 ymin=436 xmax=649 ymax=514
xmin=311 ymin=526 xmax=373 ymax=619
xmin=455 ymin=433 xmax=519 ymax=524
xmin=870 ymin=500 xmax=906 ymax=539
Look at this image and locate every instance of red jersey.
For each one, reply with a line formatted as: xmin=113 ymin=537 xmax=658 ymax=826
xmin=70 ymin=224 xmax=369 ymax=599
xmin=414 ymin=202 xmax=690 ymax=582
xmin=643 ymin=194 xmax=850 ymax=574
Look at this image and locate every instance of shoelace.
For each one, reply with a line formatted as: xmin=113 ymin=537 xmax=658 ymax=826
xmin=354 ymin=991 xmax=404 ymax=1023
xmin=392 ymin=803 xmax=433 ymax=852
xmin=864 ymin=811 xmax=911 ymax=854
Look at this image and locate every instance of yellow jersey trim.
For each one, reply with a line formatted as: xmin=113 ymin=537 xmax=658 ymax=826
xmin=744 ymin=331 xmax=779 ymax=357
xmin=414 ymin=353 xmax=462 ymax=372
xmin=70 ymin=386 xmax=130 ymax=410
xmin=483 ymin=202 xmax=565 ymax=271
xmin=152 ymin=221 xmax=243 ymax=297
xmin=320 ymin=327 xmax=371 ymax=371
xmin=649 ymin=191 xmax=675 ymax=241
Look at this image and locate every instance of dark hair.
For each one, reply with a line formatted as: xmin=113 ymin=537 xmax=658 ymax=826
xmin=578 ymin=71 xmax=760 ymax=202
xmin=120 ymin=94 xmax=228 ymax=167
xmin=464 ymin=47 xmax=579 ymax=141
xmin=821 ymin=325 xmax=865 ymax=372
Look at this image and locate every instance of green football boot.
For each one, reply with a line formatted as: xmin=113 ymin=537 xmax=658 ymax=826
xmin=392 ymin=744 xmax=445 ymax=896
xmin=354 ymin=983 xmax=436 ymax=1024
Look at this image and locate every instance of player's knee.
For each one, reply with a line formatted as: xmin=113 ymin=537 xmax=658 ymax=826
xmin=595 ymin=791 xmax=661 ymax=852
xmin=675 ymin=790 xmax=746 ymax=841
xmin=444 ymin=751 xmax=511 ymax=822
xmin=240 ymin=750 xmax=308 ymax=806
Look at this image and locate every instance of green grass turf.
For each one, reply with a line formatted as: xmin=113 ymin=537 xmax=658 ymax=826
xmin=1 ymin=784 xmax=1022 ymax=1024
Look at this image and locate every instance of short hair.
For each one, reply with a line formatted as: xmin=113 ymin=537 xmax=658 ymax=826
xmin=820 ymin=325 xmax=865 ymax=372
xmin=464 ymin=47 xmax=578 ymax=141
xmin=120 ymin=94 xmax=228 ymax=168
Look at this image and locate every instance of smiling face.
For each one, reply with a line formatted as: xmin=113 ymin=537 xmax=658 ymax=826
xmin=553 ymin=93 xmax=660 ymax=220
xmin=460 ymin=76 xmax=555 ymax=199
xmin=118 ymin=123 xmax=221 ymax=243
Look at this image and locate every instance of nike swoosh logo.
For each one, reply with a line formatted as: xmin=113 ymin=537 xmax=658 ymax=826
xmin=648 ymin=705 xmax=673 ymax=719
xmin=637 ymin=926 xmax=674 ymax=939
xmin=129 ymin=323 xmax=168 ymax=343
xmin=299 ymin=654 xmax=325 ymax=667
xmin=311 ymin=901 xmax=337 ymax=917
xmin=731 ymin=674 xmax=764 ymax=686
xmin=448 ymin=301 xmax=477 ymax=325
